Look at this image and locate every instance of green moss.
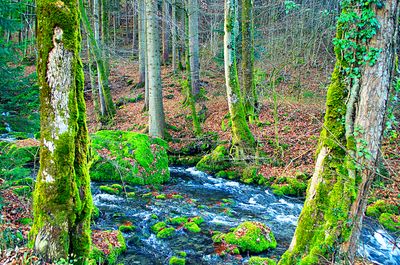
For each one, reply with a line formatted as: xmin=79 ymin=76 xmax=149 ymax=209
xmin=271 ymin=177 xmax=307 ymax=197
xmin=169 ymin=155 xmax=202 ymax=167
xmin=151 ymin=214 xmax=158 ymax=219
xmin=172 ymin=194 xmax=184 ymax=199
xmin=169 ymin=216 xmax=188 ymax=225
xmin=184 ymin=222 xmax=201 ymax=233
xmin=126 ymin=192 xmax=135 ymax=198
xmin=378 ymin=213 xmax=399 ymax=232
xmin=196 ymin=145 xmax=231 ymax=173
xmin=92 ymin=205 xmax=100 ymax=221
xmin=110 ymin=184 xmax=123 ymax=192
xmin=169 ymin=256 xmax=186 ymax=265
xmin=0 ymin=144 xmax=39 ymax=181
xmin=90 ymin=130 xmax=170 ymax=185
xmin=90 ymin=231 xmax=126 ymax=265
xmin=248 ymin=257 xmax=277 ymax=265
xmin=18 ymin=217 xmax=33 ymax=225
xmin=156 ymin=194 xmax=167 ymax=200
xmin=190 ymin=216 xmax=204 ymax=225
xmin=118 ymin=224 xmax=135 ymax=233
xmin=366 ymin=200 xmax=398 ymax=218
xmin=99 ymin=185 xmax=120 ymax=195
xmin=216 ymin=221 xmax=277 ymax=253
xmin=216 ymin=170 xmax=239 ymax=180
xmin=151 ymin=222 xmax=167 ymax=233
xmin=12 ymin=186 xmax=31 ymax=196
xmin=241 ymin=166 xmax=260 ymax=184
xmin=157 ymin=227 xmax=175 ymax=239
xmin=11 ymin=177 xmax=34 ymax=186
xmin=178 ymin=251 xmax=187 ymax=257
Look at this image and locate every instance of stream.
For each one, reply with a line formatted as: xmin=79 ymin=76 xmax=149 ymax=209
xmin=91 ymin=167 xmax=399 ymax=264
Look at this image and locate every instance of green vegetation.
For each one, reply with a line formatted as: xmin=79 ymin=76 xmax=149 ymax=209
xmin=156 ymin=227 xmax=176 ymax=239
xmin=90 ymin=231 xmax=126 ymax=265
xmin=90 ymin=130 xmax=170 ymax=185
xmin=366 ymin=200 xmax=399 ymax=232
xmin=213 ymin=221 xmax=277 ymax=253
xmin=99 ymin=185 xmax=121 ymax=195
xmin=248 ymin=257 xmax=277 ymax=265
xmin=196 ymin=145 xmax=231 ymax=173
xmin=184 ymin=222 xmax=201 ymax=233
xmin=169 ymin=256 xmax=186 ymax=265
xmin=118 ymin=224 xmax=135 ymax=233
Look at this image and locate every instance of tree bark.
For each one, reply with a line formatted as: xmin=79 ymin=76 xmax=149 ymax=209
xmin=279 ymin=1 xmax=399 ymax=264
xmin=162 ymin=0 xmax=170 ymax=65
xmin=138 ymin=0 xmax=146 ymax=85
xmin=187 ymin=0 xmax=200 ymax=95
xmin=224 ymin=0 xmax=255 ymax=158
xmin=172 ymin=0 xmax=177 ymax=73
xmin=30 ymin=0 xmax=92 ymax=263
xmin=242 ymin=0 xmax=257 ymax=122
xmin=146 ymin=0 xmax=165 ymax=138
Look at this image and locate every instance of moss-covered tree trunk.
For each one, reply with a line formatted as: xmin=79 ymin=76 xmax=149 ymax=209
xmin=30 ymin=0 xmax=93 ymax=263
xmin=224 ymin=0 xmax=255 ymax=158
xmin=279 ymin=1 xmax=399 ymax=264
xmin=241 ymin=0 xmax=257 ymax=122
xmin=146 ymin=0 xmax=165 ymax=138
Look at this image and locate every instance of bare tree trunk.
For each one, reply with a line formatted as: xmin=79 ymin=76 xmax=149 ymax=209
xmin=138 ymin=0 xmax=146 ymax=85
xmin=162 ymin=0 xmax=170 ymax=65
xmin=172 ymin=0 xmax=177 ymax=73
xmin=224 ymin=0 xmax=255 ymax=158
xmin=187 ymin=0 xmax=200 ymax=95
xmin=146 ymin=0 xmax=165 ymax=138
xmin=132 ymin=0 xmax=137 ymax=52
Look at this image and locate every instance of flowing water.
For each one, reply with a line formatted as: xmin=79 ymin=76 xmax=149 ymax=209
xmin=92 ymin=167 xmax=400 ymax=265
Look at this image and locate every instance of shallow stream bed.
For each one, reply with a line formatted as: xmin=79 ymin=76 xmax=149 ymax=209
xmin=92 ymin=167 xmax=400 ymax=265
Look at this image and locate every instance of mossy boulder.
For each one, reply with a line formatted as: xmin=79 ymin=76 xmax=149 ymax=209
xmin=378 ymin=213 xmax=400 ymax=232
xmin=213 ymin=221 xmax=277 ymax=253
xmin=100 ymin=185 xmax=121 ymax=195
xmin=366 ymin=200 xmax=398 ymax=218
xmin=90 ymin=130 xmax=170 ymax=185
xmin=271 ymin=175 xmax=308 ymax=197
xmin=119 ymin=224 xmax=135 ymax=233
xmin=248 ymin=256 xmax=277 ymax=265
xmin=196 ymin=145 xmax=231 ymax=173
xmin=169 ymin=256 xmax=186 ymax=265
xmin=156 ymin=227 xmax=176 ymax=239
xmin=184 ymin=222 xmax=201 ymax=233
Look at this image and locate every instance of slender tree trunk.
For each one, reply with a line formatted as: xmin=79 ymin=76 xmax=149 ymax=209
xmin=101 ymin=0 xmax=110 ymax=76
xmin=242 ymin=0 xmax=257 ymax=122
xmin=146 ymin=0 xmax=165 ymax=138
xmin=86 ymin=37 xmax=100 ymax=120
xmin=187 ymin=0 xmax=200 ymax=95
xmin=94 ymin=0 xmax=106 ymax=116
xmin=172 ymin=0 xmax=177 ymax=73
xmin=162 ymin=0 xmax=170 ymax=65
xmin=279 ymin=1 xmax=399 ymax=264
xmin=224 ymin=0 xmax=255 ymax=158
xmin=138 ymin=0 xmax=146 ymax=85
xmin=30 ymin=0 xmax=92 ymax=263
xmin=132 ymin=0 xmax=137 ymax=52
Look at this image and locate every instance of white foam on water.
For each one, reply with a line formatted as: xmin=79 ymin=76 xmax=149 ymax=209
xmin=275 ymin=214 xmax=298 ymax=225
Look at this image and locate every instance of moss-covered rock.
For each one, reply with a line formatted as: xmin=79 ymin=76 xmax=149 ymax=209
xmin=99 ymin=185 xmax=120 ymax=195
xmin=184 ymin=222 xmax=201 ymax=233
xmin=190 ymin=216 xmax=204 ymax=225
xmin=213 ymin=221 xmax=277 ymax=253
xmin=156 ymin=227 xmax=176 ymax=239
xmin=378 ymin=213 xmax=400 ymax=232
xmin=366 ymin=200 xmax=398 ymax=218
xmin=169 ymin=216 xmax=188 ymax=225
xmin=271 ymin=176 xmax=308 ymax=197
xmin=151 ymin=222 xmax=167 ymax=233
xmin=248 ymin=256 xmax=277 ymax=265
xmin=118 ymin=224 xmax=135 ymax=233
xmin=241 ymin=166 xmax=261 ymax=184
xmin=90 ymin=130 xmax=170 ymax=185
xmin=169 ymin=256 xmax=186 ymax=265
xmin=196 ymin=145 xmax=231 ymax=173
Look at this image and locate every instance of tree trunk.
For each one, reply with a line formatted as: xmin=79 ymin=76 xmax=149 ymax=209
xmin=171 ymin=0 xmax=177 ymax=73
xmin=101 ymin=0 xmax=110 ymax=77
xmin=132 ymin=0 xmax=137 ymax=51
xmin=30 ymin=0 xmax=92 ymax=263
xmin=279 ymin=1 xmax=399 ymax=264
xmin=146 ymin=0 xmax=165 ymax=138
xmin=138 ymin=0 xmax=146 ymax=85
xmin=241 ymin=0 xmax=257 ymax=122
xmin=162 ymin=0 xmax=170 ymax=65
xmin=224 ymin=0 xmax=255 ymax=158
xmin=187 ymin=0 xmax=200 ymax=96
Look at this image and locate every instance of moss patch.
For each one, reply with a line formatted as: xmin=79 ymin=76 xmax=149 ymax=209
xmin=248 ymin=256 xmax=277 ymax=265
xmin=213 ymin=221 xmax=276 ymax=253
xmin=90 ymin=130 xmax=170 ymax=185
xmin=196 ymin=145 xmax=231 ymax=173
xmin=184 ymin=222 xmax=201 ymax=233
xmin=378 ymin=213 xmax=400 ymax=232
xmin=90 ymin=230 xmax=126 ymax=265
xmin=169 ymin=256 xmax=186 ymax=265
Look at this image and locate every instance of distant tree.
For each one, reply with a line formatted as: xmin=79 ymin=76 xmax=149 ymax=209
xmin=162 ymin=0 xmax=171 ymax=65
xmin=146 ymin=0 xmax=166 ymax=138
xmin=171 ymin=0 xmax=178 ymax=73
xmin=30 ymin=0 xmax=92 ymax=263
xmin=224 ymin=0 xmax=256 ymax=158
xmin=242 ymin=0 xmax=257 ymax=122
xmin=138 ymin=0 xmax=146 ymax=86
xmin=187 ymin=0 xmax=200 ymax=95
xmin=279 ymin=1 xmax=399 ymax=264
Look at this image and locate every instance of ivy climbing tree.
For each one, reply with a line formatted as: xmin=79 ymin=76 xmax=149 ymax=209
xmin=279 ymin=0 xmax=399 ymax=264
xmin=29 ymin=0 xmax=92 ymax=263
